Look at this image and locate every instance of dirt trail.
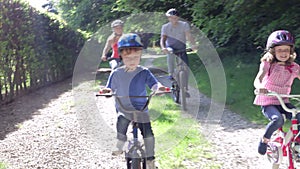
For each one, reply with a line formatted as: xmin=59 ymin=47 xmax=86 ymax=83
xmin=0 ymin=53 xmax=292 ymax=169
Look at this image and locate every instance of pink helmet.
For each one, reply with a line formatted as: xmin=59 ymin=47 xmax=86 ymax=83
xmin=266 ymin=30 xmax=295 ymax=50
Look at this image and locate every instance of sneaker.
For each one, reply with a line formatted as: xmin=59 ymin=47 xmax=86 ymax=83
xmin=112 ymin=140 xmax=125 ymax=156
xmin=112 ymin=149 xmax=123 ymax=156
xmin=146 ymin=160 xmax=156 ymax=169
xmin=258 ymin=140 xmax=267 ymax=155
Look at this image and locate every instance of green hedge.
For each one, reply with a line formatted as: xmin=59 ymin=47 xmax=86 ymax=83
xmin=0 ymin=0 xmax=84 ymax=104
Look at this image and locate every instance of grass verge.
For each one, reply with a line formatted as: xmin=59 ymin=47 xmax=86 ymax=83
xmin=149 ymin=95 xmax=220 ymax=169
xmin=152 ymin=51 xmax=300 ymax=124
xmin=0 ymin=162 xmax=7 ymax=169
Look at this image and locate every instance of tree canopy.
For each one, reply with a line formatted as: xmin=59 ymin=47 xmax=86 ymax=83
xmin=57 ymin=0 xmax=300 ymax=54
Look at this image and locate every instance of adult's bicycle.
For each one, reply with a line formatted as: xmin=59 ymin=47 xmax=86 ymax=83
xmin=96 ymin=88 xmax=170 ymax=169
xmin=260 ymin=92 xmax=300 ymax=169
xmin=166 ymin=47 xmax=192 ymax=111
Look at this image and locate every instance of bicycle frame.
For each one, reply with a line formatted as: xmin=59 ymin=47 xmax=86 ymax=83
xmin=264 ymin=92 xmax=300 ymax=169
xmin=126 ymin=120 xmax=147 ymax=169
xmin=167 ymin=47 xmax=192 ymax=111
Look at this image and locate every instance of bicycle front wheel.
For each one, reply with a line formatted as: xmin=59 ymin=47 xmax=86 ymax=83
xmin=171 ymin=81 xmax=180 ymax=103
xmin=179 ymin=71 xmax=187 ymax=111
xmin=266 ymin=142 xmax=283 ymax=165
xmin=131 ymin=158 xmax=141 ymax=169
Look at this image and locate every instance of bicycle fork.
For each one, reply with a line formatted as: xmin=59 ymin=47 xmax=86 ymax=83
xmin=287 ymin=119 xmax=299 ymax=169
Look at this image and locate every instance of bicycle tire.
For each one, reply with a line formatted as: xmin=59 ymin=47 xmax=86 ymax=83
xmin=131 ymin=158 xmax=141 ymax=169
xmin=179 ymin=71 xmax=187 ymax=111
xmin=126 ymin=158 xmax=132 ymax=169
xmin=271 ymin=164 xmax=280 ymax=169
xmin=171 ymin=81 xmax=180 ymax=103
xmin=142 ymin=158 xmax=146 ymax=169
xmin=266 ymin=142 xmax=283 ymax=165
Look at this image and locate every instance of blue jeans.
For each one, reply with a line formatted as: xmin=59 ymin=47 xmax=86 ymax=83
xmin=116 ymin=115 xmax=155 ymax=160
xmin=262 ymin=103 xmax=300 ymax=139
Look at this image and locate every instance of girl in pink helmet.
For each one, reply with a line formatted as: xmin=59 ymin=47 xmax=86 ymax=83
xmin=254 ymin=30 xmax=300 ymax=155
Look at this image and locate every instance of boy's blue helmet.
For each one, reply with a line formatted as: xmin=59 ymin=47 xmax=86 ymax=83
xmin=118 ymin=33 xmax=144 ymax=50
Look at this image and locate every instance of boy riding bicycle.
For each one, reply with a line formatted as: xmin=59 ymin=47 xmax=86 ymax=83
xmin=100 ymin=33 xmax=167 ymax=169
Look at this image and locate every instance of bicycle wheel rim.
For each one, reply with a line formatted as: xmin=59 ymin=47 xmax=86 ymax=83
xmin=266 ymin=143 xmax=283 ymax=164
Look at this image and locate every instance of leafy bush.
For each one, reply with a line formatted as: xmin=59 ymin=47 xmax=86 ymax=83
xmin=0 ymin=0 xmax=84 ymax=104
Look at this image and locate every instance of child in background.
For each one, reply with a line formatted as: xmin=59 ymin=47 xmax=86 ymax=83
xmin=101 ymin=19 xmax=124 ymax=69
xmin=253 ymin=30 xmax=300 ymax=155
xmin=100 ymin=33 xmax=166 ymax=169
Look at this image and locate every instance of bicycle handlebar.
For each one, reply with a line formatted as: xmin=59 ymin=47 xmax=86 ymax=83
xmin=96 ymin=87 xmax=171 ymax=112
xmin=166 ymin=47 xmax=193 ymax=54
xmin=96 ymin=87 xmax=171 ymax=97
xmin=259 ymin=91 xmax=300 ymax=114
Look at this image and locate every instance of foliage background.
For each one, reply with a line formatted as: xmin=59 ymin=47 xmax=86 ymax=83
xmin=58 ymin=0 xmax=300 ymax=55
xmin=2 ymin=0 xmax=300 ymax=115
xmin=0 ymin=0 xmax=84 ymax=104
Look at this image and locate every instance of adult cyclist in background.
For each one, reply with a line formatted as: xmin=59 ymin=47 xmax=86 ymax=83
xmin=160 ymin=8 xmax=197 ymax=96
xmin=101 ymin=19 xmax=124 ymax=70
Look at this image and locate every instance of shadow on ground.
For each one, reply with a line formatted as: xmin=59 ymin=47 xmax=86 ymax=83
xmin=0 ymin=79 xmax=72 ymax=140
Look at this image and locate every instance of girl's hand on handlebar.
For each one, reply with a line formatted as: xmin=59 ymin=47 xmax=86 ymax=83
xmin=254 ymin=88 xmax=269 ymax=95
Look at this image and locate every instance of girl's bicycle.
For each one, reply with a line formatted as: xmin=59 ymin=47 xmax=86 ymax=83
xmin=166 ymin=47 xmax=192 ymax=111
xmin=262 ymin=92 xmax=300 ymax=169
xmin=96 ymin=88 xmax=170 ymax=169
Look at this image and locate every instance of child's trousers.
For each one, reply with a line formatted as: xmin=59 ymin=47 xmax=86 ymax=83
xmin=116 ymin=114 xmax=155 ymax=160
xmin=262 ymin=103 xmax=300 ymax=139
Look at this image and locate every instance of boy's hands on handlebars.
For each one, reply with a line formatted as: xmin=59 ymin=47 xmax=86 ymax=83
xmin=99 ymin=88 xmax=112 ymax=94
xmin=158 ymin=86 xmax=170 ymax=92
xmin=98 ymin=88 xmax=112 ymax=97
xmin=152 ymin=83 xmax=171 ymax=95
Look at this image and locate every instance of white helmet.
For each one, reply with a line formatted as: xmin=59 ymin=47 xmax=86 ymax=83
xmin=111 ymin=19 xmax=124 ymax=28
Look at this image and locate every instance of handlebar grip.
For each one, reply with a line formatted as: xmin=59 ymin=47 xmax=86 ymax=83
xmin=164 ymin=87 xmax=171 ymax=93
xmin=154 ymin=87 xmax=171 ymax=96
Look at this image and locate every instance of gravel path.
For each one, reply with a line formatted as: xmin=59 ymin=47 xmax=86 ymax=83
xmin=0 ymin=54 xmax=293 ymax=169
